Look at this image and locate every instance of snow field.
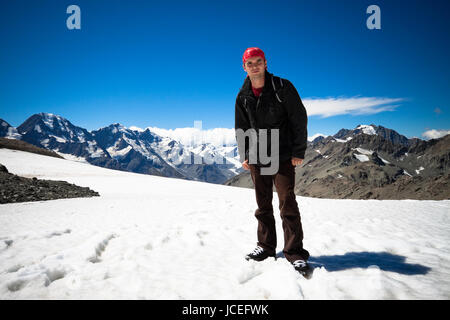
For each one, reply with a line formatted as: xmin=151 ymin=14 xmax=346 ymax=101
xmin=1 ymin=149 xmax=449 ymax=299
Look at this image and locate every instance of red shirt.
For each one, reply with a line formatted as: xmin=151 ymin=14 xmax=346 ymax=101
xmin=252 ymin=86 xmax=263 ymax=97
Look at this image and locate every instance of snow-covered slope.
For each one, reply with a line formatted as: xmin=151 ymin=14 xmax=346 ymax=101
xmin=0 ymin=149 xmax=449 ymax=299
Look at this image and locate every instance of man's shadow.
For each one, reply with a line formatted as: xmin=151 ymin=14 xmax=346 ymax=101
xmin=276 ymin=251 xmax=431 ymax=275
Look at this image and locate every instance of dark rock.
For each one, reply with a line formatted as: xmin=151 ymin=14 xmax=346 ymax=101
xmin=0 ymin=171 xmax=100 ymax=204
xmin=0 ymin=164 xmax=8 ymax=173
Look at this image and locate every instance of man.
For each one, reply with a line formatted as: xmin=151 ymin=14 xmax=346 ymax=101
xmin=235 ymin=47 xmax=311 ymax=276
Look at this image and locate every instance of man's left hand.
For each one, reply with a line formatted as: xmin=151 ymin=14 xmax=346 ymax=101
xmin=291 ymin=157 xmax=303 ymax=166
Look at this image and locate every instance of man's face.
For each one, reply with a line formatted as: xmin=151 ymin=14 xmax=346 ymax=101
xmin=243 ymin=56 xmax=267 ymax=77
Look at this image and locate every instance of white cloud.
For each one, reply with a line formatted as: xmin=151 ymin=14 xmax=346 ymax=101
xmin=303 ymin=96 xmax=404 ymax=118
xmin=128 ymin=126 xmax=144 ymax=132
xmin=145 ymin=127 xmax=237 ymax=147
xmin=422 ymin=129 xmax=450 ymax=140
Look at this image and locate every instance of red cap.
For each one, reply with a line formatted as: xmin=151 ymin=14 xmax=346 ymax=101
xmin=242 ymin=47 xmax=265 ymax=64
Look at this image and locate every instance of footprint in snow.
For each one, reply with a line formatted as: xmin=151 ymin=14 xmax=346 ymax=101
xmin=88 ymin=233 xmax=118 ymax=264
xmin=46 ymin=229 xmax=71 ymax=238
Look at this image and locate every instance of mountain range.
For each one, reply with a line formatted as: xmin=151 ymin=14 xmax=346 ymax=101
xmin=225 ymin=124 xmax=450 ymax=200
xmin=1 ymin=113 xmax=241 ymax=184
xmin=1 ymin=113 xmax=449 ymax=199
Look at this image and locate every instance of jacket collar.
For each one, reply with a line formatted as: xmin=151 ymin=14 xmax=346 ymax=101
xmin=239 ymin=70 xmax=274 ymax=97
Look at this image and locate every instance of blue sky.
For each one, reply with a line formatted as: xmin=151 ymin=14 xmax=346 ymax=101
xmin=0 ymin=0 xmax=449 ymax=139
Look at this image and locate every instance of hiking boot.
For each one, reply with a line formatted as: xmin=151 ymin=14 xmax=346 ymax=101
xmin=245 ymin=246 xmax=275 ymax=262
xmin=292 ymin=259 xmax=313 ymax=279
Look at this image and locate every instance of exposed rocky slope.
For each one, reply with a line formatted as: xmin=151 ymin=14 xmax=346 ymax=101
xmin=225 ymin=125 xmax=450 ymax=200
xmin=0 ymin=138 xmax=63 ymax=159
xmin=0 ymin=163 xmax=99 ymax=204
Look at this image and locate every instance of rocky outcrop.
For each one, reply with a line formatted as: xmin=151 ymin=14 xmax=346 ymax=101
xmin=0 ymin=164 xmax=100 ymax=204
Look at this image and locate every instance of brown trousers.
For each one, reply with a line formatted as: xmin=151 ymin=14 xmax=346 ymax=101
xmin=249 ymin=159 xmax=309 ymax=262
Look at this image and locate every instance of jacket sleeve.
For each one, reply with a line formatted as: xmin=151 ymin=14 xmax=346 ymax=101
xmin=283 ymin=80 xmax=308 ymax=159
xmin=235 ymin=95 xmax=250 ymax=161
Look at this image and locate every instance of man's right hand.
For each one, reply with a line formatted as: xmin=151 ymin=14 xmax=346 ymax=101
xmin=242 ymin=159 xmax=250 ymax=170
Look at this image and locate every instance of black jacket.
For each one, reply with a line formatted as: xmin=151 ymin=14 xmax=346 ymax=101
xmin=235 ymin=71 xmax=308 ymax=166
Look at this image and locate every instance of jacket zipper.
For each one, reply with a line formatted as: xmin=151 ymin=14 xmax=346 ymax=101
xmin=256 ymin=92 xmax=262 ymax=112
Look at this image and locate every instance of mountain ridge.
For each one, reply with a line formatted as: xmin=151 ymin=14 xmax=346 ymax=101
xmin=1 ymin=114 xmax=448 ymax=199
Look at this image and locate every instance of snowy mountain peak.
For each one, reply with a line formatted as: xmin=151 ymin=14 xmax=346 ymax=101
xmin=136 ymin=129 xmax=163 ymax=145
xmin=15 ymin=113 xmax=105 ymax=159
xmin=107 ymin=123 xmax=128 ymax=135
xmin=37 ymin=112 xmax=70 ymax=130
xmin=38 ymin=112 xmax=60 ymax=118
xmin=332 ymin=124 xmax=378 ymax=142
xmin=355 ymin=124 xmax=377 ymax=135
xmin=93 ymin=123 xmax=128 ymax=135
xmin=308 ymin=133 xmax=329 ymax=142
xmin=318 ymin=124 xmax=413 ymax=148
xmin=22 ymin=113 xmax=87 ymax=141
xmin=0 ymin=119 xmax=22 ymax=139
